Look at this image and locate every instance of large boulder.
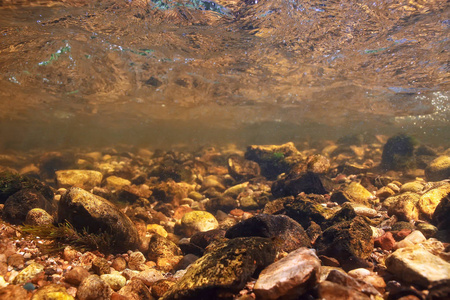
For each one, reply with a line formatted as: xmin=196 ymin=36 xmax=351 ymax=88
xmin=162 ymin=237 xmax=277 ymax=300
xmin=3 ymin=188 xmax=57 ymax=224
xmin=225 ymin=214 xmax=311 ymax=252
xmin=58 ymin=187 xmax=140 ymax=253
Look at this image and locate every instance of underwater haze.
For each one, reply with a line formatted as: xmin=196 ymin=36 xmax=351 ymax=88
xmin=0 ymin=0 xmax=449 ymax=150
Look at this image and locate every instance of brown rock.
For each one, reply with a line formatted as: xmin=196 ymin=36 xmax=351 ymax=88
xmin=92 ymin=257 xmax=110 ymax=276
xmin=0 ymin=285 xmax=28 ymax=300
xmin=64 ymin=266 xmax=91 ymax=286
xmin=77 ymin=275 xmax=113 ymax=300
xmin=118 ymin=278 xmax=154 ymax=300
xmin=374 ymin=231 xmax=396 ymax=251
xmin=111 ymin=257 xmax=127 ymax=272
xmin=151 ymin=279 xmax=176 ymax=298
xmin=317 ymin=281 xmax=370 ymax=300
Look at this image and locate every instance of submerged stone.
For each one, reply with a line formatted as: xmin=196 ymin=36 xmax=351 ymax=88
xmin=315 ymin=216 xmax=373 ymax=268
xmin=381 ymin=134 xmax=417 ymax=171
xmin=12 ymin=262 xmax=44 ymax=285
xmin=386 ymin=245 xmax=450 ymax=288
xmin=284 ymin=195 xmax=334 ymax=229
xmin=254 ymin=247 xmax=320 ymax=300
xmin=418 ymin=184 xmax=450 ymax=220
xmin=227 ymin=155 xmax=260 ymax=181
xmin=3 ymin=188 xmax=56 ymax=224
xmin=0 ymin=171 xmax=54 ymax=204
xmin=225 ymin=214 xmax=311 ymax=252
xmin=25 ymin=208 xmax=54 ymax=226
xmin=31 ymin=284 xmax=74 ymax=300
xmin=330 ymin=182 xmax=374 ymax=206
xmin=55 ymin=170 xmax=103 ymax=190
xmin=58 ymin=187 xmax=140 ymax=253
xmin=77 ymin=275 xmax=113 ymax=300
xmin=272 ymin=171 xmax=331 ymax=198
xmin=384 ymin=192 xmax=420 ymax=221
xmin=162 ymin=237 xmax=277 ymax=300
xmin=433 ymin=192 xmax=450 ymax=230
xmin=176 ymin=210 xmax=219 ymax=237
xmin=425 ymin=156 xmax=450 ymax=181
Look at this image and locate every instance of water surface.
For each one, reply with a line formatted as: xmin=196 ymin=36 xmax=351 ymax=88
xmin=0 ymin=0 xmax=449 ymax=150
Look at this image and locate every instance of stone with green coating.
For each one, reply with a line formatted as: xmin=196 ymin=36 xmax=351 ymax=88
xmin=162 ymin=237 xmax=277 ymax=300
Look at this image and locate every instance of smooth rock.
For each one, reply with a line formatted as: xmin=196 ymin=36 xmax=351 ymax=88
xmin=105 ymin=176 xmax=131 ymax=190
xmin=317 ymin=280 xmax=370 ymax=300
xmin=92 ymin=257 xmax=110 ymax=276
xmin=118 ymin=278 xmax=153 ymax=300
xmin=3 ymin=188 xmax=56 ymax=224
xmin=132 ymin=269 xmax=165 ymax=287
xmin=162 ymin=237 xmax=276 ymax=300
xmin=177 ymin=210 xmax=219 ymax=237
xmin=111 ymin=257 xmax=127 ymax=272
xmin=306 ymin=154 xmax=330 ymax=174
xmin=31 ymin=284 xmax=74 ymax=300
xmin=12 ymin=262 xmax=44 ymax=284
xmin=56 ymin=170 xmax=103 ymax=190
xmin=225 ymin=214 xmax=311 ymax=252
xmin=325 ymin=269 xmax=380 ymax=297
xmin=58 ymin=187 xmax=140 ymax=252
xmin=25 ymin=208 xmax=54 ymax=225
xmin=100 ymin=274 xmax=126 ymax=291
xmin=254 ymin=247 xmax=321 ymax=300
xmin=0 ymin=285 xmax=28 ymax=300
xmin=272 ymin=171 xmax=330 ymax=197
xmin=128 ymin=251 xmax=146 ymax=271
xmin=425 ymin=156 xmax=450 ymax=181
xmin=400 ymin=181 xmax=425 ymax=193
xmin=146 ymin=224 xmax=168 ymax=238
xmin=64 ymin=266 xmax=91 ymax=286
xmin=77 ymin=275 xmax=113 ymax=300
xmin=386 ymin=245 xmax=450 ymax=287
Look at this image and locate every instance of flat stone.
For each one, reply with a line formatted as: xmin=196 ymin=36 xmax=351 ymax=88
xmin=253 ymin=247 xmax=321 ymax=300
xmin=56 ymin=170 xmax=103 ymax=190
xmin=385 ymin=245 xmax=450 ymax=287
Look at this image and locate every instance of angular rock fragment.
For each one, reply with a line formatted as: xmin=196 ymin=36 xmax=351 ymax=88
xmin=254 ymin=247 xmax=320 ymax=300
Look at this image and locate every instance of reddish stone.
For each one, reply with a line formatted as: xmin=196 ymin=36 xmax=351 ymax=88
xmin=229 ymin=209 xmax=244 ymax=217
xmin=393 ymin=229 xmax=412 ymax=241
xmin=173 ymin=206 xmax=193 ymax=220
xmin=374 ymin=232 xmax=396 ymax=251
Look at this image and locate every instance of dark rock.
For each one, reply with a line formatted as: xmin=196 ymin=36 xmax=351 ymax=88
xmin=151 ymin=279 xmax=176 ymax=299
xmin=190 ymin=229 xmax=226 ymax=249
xmin=433 ymin=192 xmax=450 ymax=230
xmin=162 ymin=237 xmax=277 ymax=300
xmin=0 ymin=171 xmax=53 ymax=204
xmin=244 ymin=142 xmax=303 ymax=179
xmin=284 ymin=194 xmax=334 ymax=229
xmin=306 ymin=221 xmax=322 ymax=244
xmin=178 ymin=240 xmax=204 ymax=257
xmin=425 ymin=156 xmax=450 ymax=182
xmin=315 ymin=216 xmax=374 ymax=269
xmin=227 ymin=155 xmax=260 ymax=181
xmin=173 ymin=254 xmax=199 ymax=271
xmin=58 ymin=187 xmax=141 ymax=253
xmin=272 ymin=171 xmax=332 ymax=198
xmin=381 ymin=134 xmax=417 ymax=171
xmin=3 ymin=188 xmax=56 ymax=224
xmin=225 ymin=214 xmax=311 ymax=252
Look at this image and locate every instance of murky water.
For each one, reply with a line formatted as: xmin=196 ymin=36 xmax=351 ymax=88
xmin=0 ymin=0 xmax=449 ymax=150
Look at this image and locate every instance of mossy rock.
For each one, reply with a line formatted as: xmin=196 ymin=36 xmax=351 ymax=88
xmin=162 ymin=237 xmax=277 ymax=300
xmin=315 ymin=216 xmax=374 ymax=264
xmin=381 ymin=134 xmax=418 ymax=171
xmin=425 ymin=156 xmax=450 ymax=181
xmin=244 ymin=142 xmax=303 ymax=179
xmin=31 ymin=284 xmax=74 ymax=300
xmin=284 ymin=195 xmax=334 ymax=229
xmin=384 ymin=192 xmax=420 ymax=221
xmin=147 ymin=234 xmax=182 ymax=261
xmin=0 ymin=171 xmax=53 ymax=204
xmin=330 ymin=182 xmax=374 ymax=206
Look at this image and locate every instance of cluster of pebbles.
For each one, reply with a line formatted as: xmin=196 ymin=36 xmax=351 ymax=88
xmin=0 ymin=133 xmax=449 ymax=300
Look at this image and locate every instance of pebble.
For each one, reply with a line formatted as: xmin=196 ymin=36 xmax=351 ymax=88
xmin=178 ymin=210 xmax=219 ymax=237
xmin=77 ymin=275 xmax=112 ymax=300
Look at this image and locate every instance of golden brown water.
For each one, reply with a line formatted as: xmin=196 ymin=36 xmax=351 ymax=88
xmin=0 ymin=0 xmax=449 ymax=150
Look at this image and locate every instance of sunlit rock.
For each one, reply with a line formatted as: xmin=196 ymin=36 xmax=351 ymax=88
xmin=55 ymin=170 xmax=103 ymax=190
xmin=418 ymin=184 xmax=450 ymax=220
xmin=425 ymin=156 xmax=450 ymax=181
xmin=253 ymin=247 xmax=320 ymax=300
xmin=386 ymin=245 xmax=450 ymax=288
xmin=384 ymin=192 xmax=420 ymax=221
xmin=330 ymin=182 xmax=375 ymax=206
xmin=176 ymin=210 xmax=219 ymax=237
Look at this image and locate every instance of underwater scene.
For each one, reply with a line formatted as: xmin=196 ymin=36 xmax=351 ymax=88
xmin=0 ymin=0 xmax=449 ymax=299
